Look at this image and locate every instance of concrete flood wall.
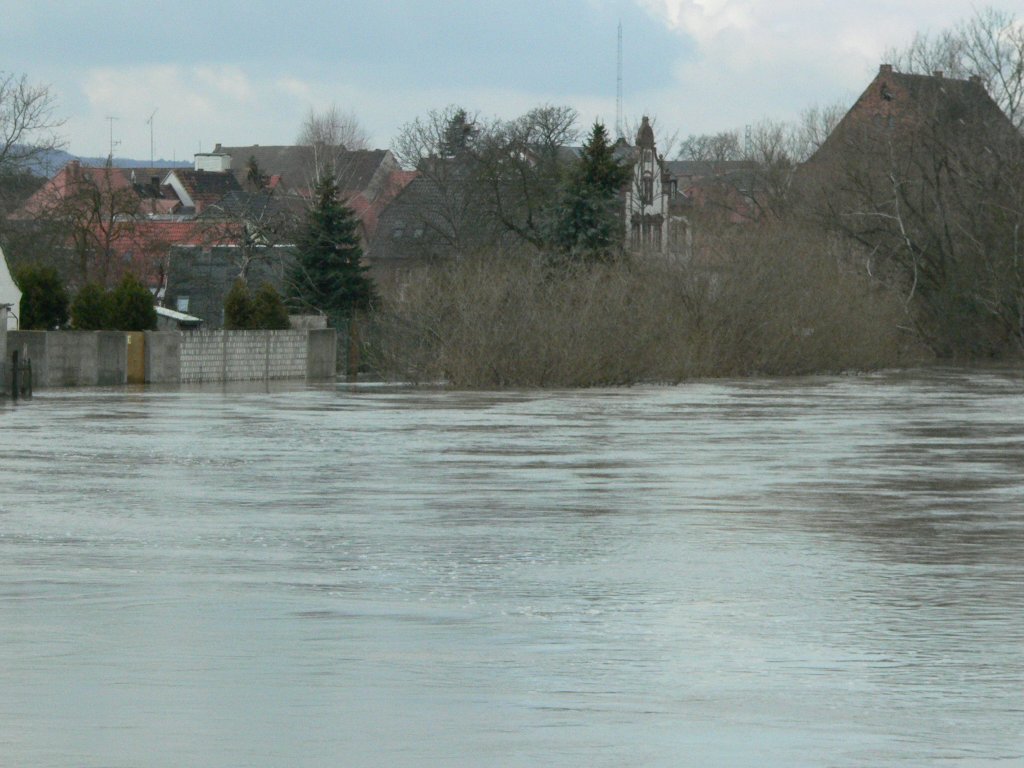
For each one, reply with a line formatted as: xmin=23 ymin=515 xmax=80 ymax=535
xmin=6 ymin=331 xmax=127 ymax=388
xmin=0 ymin=306 xmax=7 ymax=391
xmin=144 ymin=332 xmax=181 ymax=384
xmin=3 ymin=329 xmax=336 ymax=390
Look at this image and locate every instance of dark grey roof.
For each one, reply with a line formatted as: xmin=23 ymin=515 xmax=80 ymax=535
xmin=665 ymin=160 xmax=759 ymax=179
xmin=369 ymin=171 xmax=503 ymax=262
xmin=199 ymin=190 xmax=305 ymax=221
xmin=214 ymin=145 xmax=399 ymax=199
xmin=170 ymin=169 xmax=242 ymax=206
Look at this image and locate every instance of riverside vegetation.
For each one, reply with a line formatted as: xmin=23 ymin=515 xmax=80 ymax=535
xmin=369 ymin=223 xmax=916 ymax=388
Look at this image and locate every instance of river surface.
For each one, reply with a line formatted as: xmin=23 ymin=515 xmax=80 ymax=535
xmin=1 ymin=369 xmax=1022 ymax=767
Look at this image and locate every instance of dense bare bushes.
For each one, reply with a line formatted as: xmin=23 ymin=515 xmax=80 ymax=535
xmin=370 ymin=225 xmax=913 ymax=387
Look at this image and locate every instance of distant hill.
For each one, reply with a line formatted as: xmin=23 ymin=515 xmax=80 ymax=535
xmin=19 ymin=147 xmax=189 ymax=177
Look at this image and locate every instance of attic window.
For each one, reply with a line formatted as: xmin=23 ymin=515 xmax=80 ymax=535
xmin=881 ymin=83 xmax=893 ymax=101
xmin=392 ymin=223 xmax=405 ymax=239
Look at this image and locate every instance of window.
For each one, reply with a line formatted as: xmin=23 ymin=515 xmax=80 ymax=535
xmin=641 ymin=173 xmax=654 ymax=205
xmin=176 ymin=296 xmax=190 ymax=313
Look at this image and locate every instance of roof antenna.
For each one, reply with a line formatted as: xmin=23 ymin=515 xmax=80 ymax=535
xmin=146 ymin=109 xmax=158 ymax=166
xmin=105 ymin=116 xmax=120 ymax=164
xmin=616 ymin=21 xmax=624 ymax=139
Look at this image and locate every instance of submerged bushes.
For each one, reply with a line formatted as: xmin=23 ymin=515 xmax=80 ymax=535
xmin=371 ymin=224 xmax=913 ymax=387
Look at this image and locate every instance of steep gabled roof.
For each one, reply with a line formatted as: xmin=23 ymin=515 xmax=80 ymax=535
xmin=163 ymin=169 xmax=242 ymax=212
xmin=808 ymin=64 xmax=1020 ymax=165
xmin=12 ymin=162 xmax=132 ymax=219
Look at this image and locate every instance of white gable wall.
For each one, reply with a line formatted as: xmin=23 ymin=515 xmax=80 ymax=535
xmin=0 ymin=245 xmax=21 ymax=330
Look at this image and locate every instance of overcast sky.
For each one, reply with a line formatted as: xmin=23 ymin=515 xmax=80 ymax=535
xmin=1 ymin=1 xmax=1015 ymax=162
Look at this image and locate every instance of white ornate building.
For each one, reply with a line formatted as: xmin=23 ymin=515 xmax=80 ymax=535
xmin=623 ymin=116 xmax=689 ymax=257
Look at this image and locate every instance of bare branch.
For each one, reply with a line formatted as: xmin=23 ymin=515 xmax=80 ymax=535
xmin=0 ymin=71 xmax=66 ymax=174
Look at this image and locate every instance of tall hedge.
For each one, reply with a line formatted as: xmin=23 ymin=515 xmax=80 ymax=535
xmin=14 ymin=264 xmax=69 ymax=330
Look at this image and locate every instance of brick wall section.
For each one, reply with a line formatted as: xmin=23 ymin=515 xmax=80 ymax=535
xmin=178 ymin=331 xmax=225 ymax=383
xmin=224 ymin=330 xmax=267 ymax=381
xmin=266 ymin=330 xmax=310 ymax=379
xmin=179 ymin=330 xmax=314 ymax=383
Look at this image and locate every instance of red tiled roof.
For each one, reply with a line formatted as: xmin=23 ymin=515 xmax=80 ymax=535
xmin=12 ymin=162 xmax=133 ymax=219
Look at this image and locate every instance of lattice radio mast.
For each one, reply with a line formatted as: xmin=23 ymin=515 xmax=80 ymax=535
xmin=616 ymin=21 xmax=624 ymax=139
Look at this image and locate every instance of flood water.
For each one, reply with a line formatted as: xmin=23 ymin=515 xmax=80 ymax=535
xmin=1 ymin=369 xmax=1022 ymax=767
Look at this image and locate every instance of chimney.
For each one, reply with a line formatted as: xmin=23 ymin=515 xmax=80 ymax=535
xmin=879 ymin=63 xmax=893 ymax=75
xmin=969 ymin=74 xmax=983 ymax=86
xmin=194 ymin=152 xmax=231 ymax=172
xmin=933 ymin=70 xmax=944 ymax=78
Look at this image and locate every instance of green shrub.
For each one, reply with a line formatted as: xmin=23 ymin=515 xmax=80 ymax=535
xmin=14 ymin=264 xmax=69 ymax=330
xmin=109 ymin=273 xmax=157 ymax=331
xmin=71 ymin=283 xmax=113 ymax=330
xmin=223 ymin=279 xmax=254 ymax=330
xmin=251 ymin=282 xmax=291 ymax=330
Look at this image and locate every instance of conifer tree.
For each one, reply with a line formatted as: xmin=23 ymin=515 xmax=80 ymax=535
xmin=223 ymin=279 xmax=254 ymax=329
xmin=251 ymin=282 xmax=290 ymax=330
xmin=71 ymin=283 xmax=112 ymax=330
xmin=553 ymin=121 xmax=630 ymax=262
xmin=109 ymin=273 xmax=156 ymax=331
xmin=289 ymin=173 xmax=375 ymax=323
xmin=14 ymin=264 xmax=69 ymax=329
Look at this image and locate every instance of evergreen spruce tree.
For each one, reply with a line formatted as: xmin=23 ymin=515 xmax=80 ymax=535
xmin=289 ymin=173 xmax=375 ymax=323
xmin=14 ymin=264 xmax=69 ymax=329
xmin=109 ymin=273 xmax=157 ymax=331
xmin=71 ymin=283 xmax=112 ymax=330
xmin=251 ymin=282 xmax=291 ymax=330
xmin=223 ymin=279 xmax=254 ymax=329
xmin=553 ymin=121 xmax=631 ymax=262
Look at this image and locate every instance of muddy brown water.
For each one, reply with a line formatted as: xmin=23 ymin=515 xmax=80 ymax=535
xmin=1 ymin=369 xmax=1022 ymax=767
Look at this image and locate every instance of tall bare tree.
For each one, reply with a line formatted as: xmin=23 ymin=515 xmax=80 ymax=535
xmin=676 ymin=131 xmax=742 ymax=163
xmin=475 ymin=104 xmax=579 ymax=249
xmin=802 ymin=71 xmax=1024 ymax=355
xmin=390 ymin=106 xmax=497 ymax=255
xmin=0 ymin=71 xmax=65 ymax=176
xmin=297 ymin=104 xmax=370 ymax=186
xmin=885 ymin=6 xmax=1024 ymax=129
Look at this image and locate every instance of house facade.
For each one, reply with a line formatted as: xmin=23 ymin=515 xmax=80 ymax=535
xmin=624 ymin=116 xmax=673 ymax=252
xmin=0 ymin=245 xmax=21 ymax=330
